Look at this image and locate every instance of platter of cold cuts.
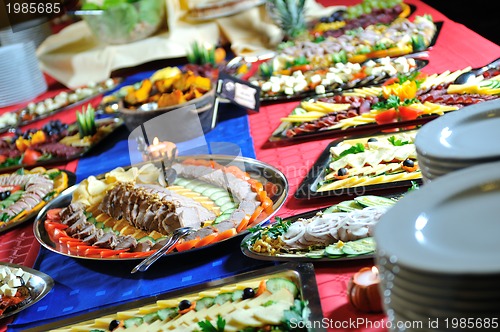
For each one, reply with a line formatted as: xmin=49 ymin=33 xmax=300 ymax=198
xmin=34 ymin=155 xmax=288 ymax=260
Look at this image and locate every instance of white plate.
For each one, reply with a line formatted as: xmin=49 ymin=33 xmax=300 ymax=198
xmin=375 ymin=160 xmax=500 ymax=274
xmin=184 ymin=0 xmax=265 ymax=21
xmin=415 ymin=99 xmax=500 ymax=161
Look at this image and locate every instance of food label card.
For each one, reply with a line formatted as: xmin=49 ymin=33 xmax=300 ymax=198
xmin=216 ymin=72 xmax=260 ymax=112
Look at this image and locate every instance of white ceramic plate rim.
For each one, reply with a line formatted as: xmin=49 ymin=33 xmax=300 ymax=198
xmin=415 ymin=99 xmax=500 ymax=161
xmin=375 ymin=160 xmax=500 ymax=274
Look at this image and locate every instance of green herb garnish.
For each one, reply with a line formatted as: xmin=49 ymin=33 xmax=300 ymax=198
xmin=336 ymin=143 xmax=365 ymax=160
xmin=388 ymin=136 xmax=410 ymax=146
xmin=198 ymin=315 xmax=225 ymax=332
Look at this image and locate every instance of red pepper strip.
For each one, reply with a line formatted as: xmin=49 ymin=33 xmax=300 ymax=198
xmin=100 ymin=249 xmax=130 ymax=258
xmin=45 ymin=221 xmax=68 ymax=230
xmin=213 ymin=228 xmax=237 ymax=243
xmin=175 ymin=237 xmax=201 ymax=252
xmin=193 ymin=233 xmax=218 ymax=248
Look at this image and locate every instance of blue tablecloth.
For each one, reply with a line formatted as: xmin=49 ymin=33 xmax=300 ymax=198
xmin=8 ymin=72 xmax=271 ymax=331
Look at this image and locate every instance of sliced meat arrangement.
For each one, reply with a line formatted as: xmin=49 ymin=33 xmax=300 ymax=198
xmin=0 ymin=174 xmax=54 ymax=221
xmin=98 ymin=182 xmax=216 ymax=234
xmin=59 ymin=202 xmax=138 ymax=251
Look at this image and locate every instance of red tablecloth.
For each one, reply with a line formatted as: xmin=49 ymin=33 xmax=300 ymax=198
xmin=1 ymin=0 xmax=499 ymax=330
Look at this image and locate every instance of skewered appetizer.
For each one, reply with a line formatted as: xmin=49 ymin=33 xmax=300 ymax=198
xmin=246 ymin=195 xmax=396 ymax=259
xmin=317 ymin=131 xmax=421 ymax=192
xmin=0 ymin=167 xmax=69 ymax=230
xmin=43 ymin=159 xmax=276 ymax=259
xmin=45 ymin=274 xmax=310 ymax=331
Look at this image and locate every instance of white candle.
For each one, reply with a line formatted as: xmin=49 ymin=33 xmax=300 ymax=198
xmin=354 ymin=266 xmax=380 ymax=286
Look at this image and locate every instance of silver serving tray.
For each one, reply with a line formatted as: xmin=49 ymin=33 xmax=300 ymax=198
xmin=33 ymin=154 xmax=289 ymax=261
xmin=0 ymin=262 xmax=54 ymax=320
xmin=24 ymin=262 xmax=324 ymax=332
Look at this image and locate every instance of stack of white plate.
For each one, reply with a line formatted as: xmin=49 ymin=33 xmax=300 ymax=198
xmin=0 ymin=41 xmax=47 ymax=107
xmin=374 ymin=162 xmax=500 ymax=332
xmin=0 ymin=18 xmax=52 ymax=48
xmin=415 ymin=99 xmax=500 ymax=183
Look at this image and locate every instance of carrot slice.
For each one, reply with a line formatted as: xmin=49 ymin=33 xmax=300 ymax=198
xmin=236 ymin=216 xmax=251 ymax=233
xmin=261 ymin=197 xmax=274 ymax=214
xmin=248 ymin=179 xmax=263 ymax=193
xmin=249 ymin=206 xmax=264 ymax=223
xmin=214 ymin=228 xmax=237 ymax=242
xmin=179 ymin=301 xmax=196 ymax=315
xmin=119 ymin=251 xmax=155 ymax=259
xmin=258 ymin=190 xmax=268 ymax=202
xmin=175 ymin=237 xmax=201 ymax=252
xmin=256 ymin=280 xmax=267 ymax=296
xmin=194 ymin=233 xmax=218 ymax=248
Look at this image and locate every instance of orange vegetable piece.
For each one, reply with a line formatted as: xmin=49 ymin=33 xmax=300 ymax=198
xmin=214 ymin=228 xmax=237 ymax=242
xmin=175 ymin=237 xmax=201 ymax=252
xmin=249 ymin=206 xmax=264 ymax=223
xmin=194 ymin=233 xmax=218 ymax=248
xmin=256 ymin=280 xmax=267 ymax=296
xmin=178 ymin=301 xmax=197 ymax=315
xmin=236 ymin=215 xmax=251 ymax=233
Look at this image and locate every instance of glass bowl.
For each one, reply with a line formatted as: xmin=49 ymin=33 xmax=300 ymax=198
xmin=83 ymin=0 xmax=165 ymax=45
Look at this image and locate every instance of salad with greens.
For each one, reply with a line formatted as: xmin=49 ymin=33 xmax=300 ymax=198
xmin=82 ymin=0 xmax=165 ymax=44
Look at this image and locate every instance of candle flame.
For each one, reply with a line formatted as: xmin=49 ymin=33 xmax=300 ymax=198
xmin=152 ymin=137 xmax=159 ymax=145
xmin=372 ymin=266 xmax=379 ymax=277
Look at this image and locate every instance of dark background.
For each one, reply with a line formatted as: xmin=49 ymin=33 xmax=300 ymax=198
xmin=422 ymin=0 xmax=500 ymax=46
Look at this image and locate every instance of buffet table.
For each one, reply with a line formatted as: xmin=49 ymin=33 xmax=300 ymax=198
xmin=1 ymin=0 xmax=499 ymax=330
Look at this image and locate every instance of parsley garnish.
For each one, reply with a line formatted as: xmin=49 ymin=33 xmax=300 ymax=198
xmin=335 ymin=143 xmax=365 ymax=160
xmin=407 ymin=181 xmax=420 ymax=192
xmin=373 ymin=95 xmax=401 ymax=110
xmin=198 ymin=315 xmax=225 ymax=332
xmin=388 ymin=136 xmax=410 ymax=146
xmin=48 ymin=171 xmax=62 ymax=180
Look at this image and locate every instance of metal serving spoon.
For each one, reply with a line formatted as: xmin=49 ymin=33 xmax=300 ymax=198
xmin=131 ymin=227 xmax=194 ymax=273
xmin=454 ymin=57 xmax=500 ymax=85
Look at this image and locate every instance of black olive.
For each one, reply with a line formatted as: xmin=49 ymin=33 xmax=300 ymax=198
xmin=337 ymin=168 xmax=348 ymax=176
xmin=403 ymin=159 xmax=414 ymax=167
xmin=368 ymin=138 xmax=378 ymax=142
xmin=0 ymin=192 xmax=5 ymax=201
xmin=242 ymin=287 xmax=255 ymax=300
xmin=108 ymin=319 xmax=121 ymax=331
xmin=319 ymin=17 xmax=328 ymax=23
xmin=178 ymin=299 xmax=191 ymax=311
xmin=4 ymin=191 xmax=10 ymax=199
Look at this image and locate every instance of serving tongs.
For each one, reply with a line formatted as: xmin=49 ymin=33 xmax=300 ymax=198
xmin=131 ymin=227 xmax=194 ymax=273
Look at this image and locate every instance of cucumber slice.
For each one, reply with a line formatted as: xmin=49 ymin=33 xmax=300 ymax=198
xmin=184 ymin=180 xmax=204 ymax=190
xmin=195 ymin=297 xmax=215 ymax=311
xmin=192 ymin=183 xmax=212 ymax=194
xmin=157 ymin=308 xmax=177 ymax=321
xmin=336 ymin=200 xmax=364 ymax=212
xmin=124 ymin=317 xmax=143 ymax=328
xmin=214 ymin=213 xmax=232 ymax=224
xmin=214 ymin=293 xmax=233 ymax=305
xmin=341 ymin=240 xmax=375 ymax=255
xmin=174 ymin=177 xmax=190 ymax=186
xmin=305 ymin=253 xmax=325 ymax=259
xmin=322 ymin=205 xmax=341 ymax=214
xmin=355 ymin=195 xmax=396 ymax=207
xmin=210 ymin=191 xmax=230 ymax=201
xmin=219 ymin=201 xmax=238 ymax=213
xmin=327 ymin=255 xmax=344 ymax=259
xmin=231 ymin=290 xmax=244 ymax=302
xmin=220 ymin=207 xmax=236 ymax=215
xmin=266 ymin=278 xmax=299 ymax=298
xmin=201 ymin=187 xmax=222 ymax=197
xmin=94 ymin=222 xmax=104 ymax=229
xmin=215 ymin=196 xmax=234 ymax=207
xmin=138 ymin=236 xmax=156 ymax=244
xmin=325 ymin=245 xmax=344 ymax=256
xmin=143 ymin=312 xmax=159 ymax=324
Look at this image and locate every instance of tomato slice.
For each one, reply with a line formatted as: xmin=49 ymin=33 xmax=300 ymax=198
xmin=46 ymin=209 xmax=62 ymax=222
xmin=0 ymin=155 xmax=6 ymax=164
xmin=49 ymin=228 xmax=69 ymax=241
xmin=44 ymin=222 xmax=68 ymax=235
xmin=22 ymin=149 xmax=42 ymax=166
xmin=383 ymin=77 xmax=399 ymax=86
xmin=399 ymin=106 xmax=422 ymax=121
xmin=375 ymin=109 xmax=399 ymax=125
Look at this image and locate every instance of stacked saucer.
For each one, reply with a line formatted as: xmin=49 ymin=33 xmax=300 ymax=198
xmin=0 ymin=41 xmax=47 ymax=107
xmin=374 ymin=162 xmax=500 ymax=332
xmin=0 ymin=17 xmax=52 ymax=48
xmin=415 ymin=99 xmax=500 ymax=183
